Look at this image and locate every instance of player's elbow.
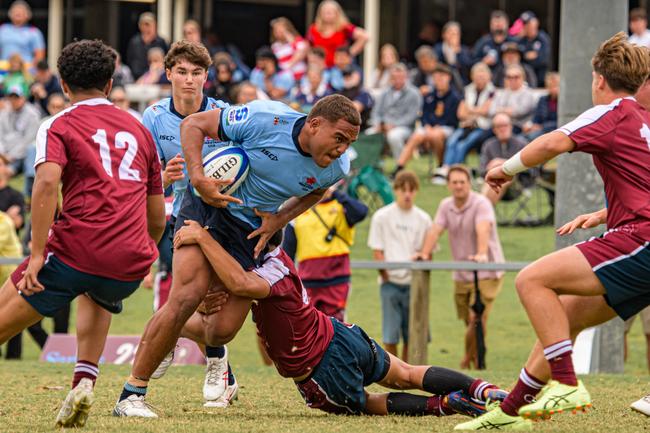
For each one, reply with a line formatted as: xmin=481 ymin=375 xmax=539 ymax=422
xmin=538 ymin=131 xmax=573 ymax=156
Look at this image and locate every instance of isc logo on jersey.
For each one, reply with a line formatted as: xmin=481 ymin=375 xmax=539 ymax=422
xmin=195 ymin=146 xmax=250 ymax=199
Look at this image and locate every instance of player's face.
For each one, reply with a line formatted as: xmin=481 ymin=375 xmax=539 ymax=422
xmin=168 ymin=60 xmax=208 ymax=98
xmin=635 ymin=79 xmax=650 ymax=111
xmin=447 ymin=170 xmax=471 ymax=201
xmin=309 ymin=117 xmax=359 ymax=168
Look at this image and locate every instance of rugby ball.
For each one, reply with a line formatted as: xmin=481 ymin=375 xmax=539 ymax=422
xmin=199 ymin=146 xmax=249 ymax=196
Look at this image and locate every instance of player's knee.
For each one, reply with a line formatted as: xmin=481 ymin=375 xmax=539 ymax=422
xmin=514 ymin=268 xmax=536 ymax=299
xmin=203 ymin=327 xmax=237 ymax=346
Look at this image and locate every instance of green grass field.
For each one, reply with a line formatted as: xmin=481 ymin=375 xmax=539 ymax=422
xmin=1 ymin=158 xmax=648 ymax=433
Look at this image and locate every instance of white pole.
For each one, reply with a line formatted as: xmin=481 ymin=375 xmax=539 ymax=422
xmin=48 ymin=0 xmax=64 ymax=71
xmin=173 ymin=0 xmax=188 ymax=43
xmin=157 ymin=0 xmax=173 ymax=43
xmin=363 ymin=0 xmax=379 ymax=85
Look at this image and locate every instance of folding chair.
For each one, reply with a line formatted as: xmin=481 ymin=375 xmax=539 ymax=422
xmin=495 ymin=168 xmax=555 ymax=227
xmin=345 ymin=133 xmax=394 ymax=212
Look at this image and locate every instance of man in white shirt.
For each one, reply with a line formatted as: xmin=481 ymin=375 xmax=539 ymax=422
xmin=629 ymin=8 xmax=650 ymax=48
xmin=368 ymin=170 xmax=432 ymax=362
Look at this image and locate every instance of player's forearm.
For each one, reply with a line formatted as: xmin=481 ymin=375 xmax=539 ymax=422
xmin=30 ymin=176 xmax=59 ymax=257
xmin=277 ymin=189 xmax=326 ymax=226
xmin=181 ymin=117 xmax=209 ymax=184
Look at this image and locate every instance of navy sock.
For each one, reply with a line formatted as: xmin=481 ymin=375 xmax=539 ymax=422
xmin=205 ymin=345 xmax=225 ymax=358
xmin=228 ymin=363 xmax=235 ymax=385
xmin=119 ymin=382 xmax=147 ymax=402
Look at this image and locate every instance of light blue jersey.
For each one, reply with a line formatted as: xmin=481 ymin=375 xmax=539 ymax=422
xmin=143 ymin=96 xmax=229 ymax=217
xmin=218 ymin=99 xmax=350 ymax=228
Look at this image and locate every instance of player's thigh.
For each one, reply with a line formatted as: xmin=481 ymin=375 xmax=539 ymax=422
xmin=169 ymin=244 xmax=213 ymax=303
xmin=516 ymin=246 xmax=605 ymax=296
xmin=560 ymin=294 xmax=618 ymax=336
xmin=202 ymin=290 xmax=252 ymax=341
xmin=0 ymin=278 xmax=43 ymax=344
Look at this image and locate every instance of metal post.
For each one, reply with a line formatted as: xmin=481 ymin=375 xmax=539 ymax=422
xmin=556 ymin=0 xmax=627 ymax=374
xmin=408 ymin=270 xmax=430 ymax=364
xmin=47 ymin=0 xmax=64 ymax=71
xmin=363 ymin=0 xmax=379 ymax=92
xmin=173 ymin=0 xmax=188 ymax=43
xmin=157 ymin=0 xmax=173 ymax=43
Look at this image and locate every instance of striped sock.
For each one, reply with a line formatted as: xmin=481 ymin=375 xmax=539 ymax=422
xmin=544 ymin=339 xmax=577 ymax=386
xmin=469 ymin=379 xmax=498 ymax=401
xmin=72 ymin=360 xmax=99 ymax=388
xmin=500 ymin=368 xmax=545 ymax=416
xmin=119 ymin=382 xmax=147 ymax=402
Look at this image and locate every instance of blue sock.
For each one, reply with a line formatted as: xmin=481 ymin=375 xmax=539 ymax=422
xmin=228 ymin=363 xmax=235 ymax=386
xmin=205 ymin=345 xmax=226 ymax=358
xmin=119 ymin=382 xmax=147 ymax=402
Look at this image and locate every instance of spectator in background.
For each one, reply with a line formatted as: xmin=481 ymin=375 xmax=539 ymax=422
xmin=517 ymin=11 xmax=551 ymax=86
xmin=0 ymin=153 xmax=23 ymax=231
xmin=332 ymin=46 xmax=362 ymax=89
xmin=206 ymin=60 xmax=236 ymax=103
xmin=270 ymin=17 xmax=309 ymax=81
xmin=624 ymin=307 xmax=650 ymax=373
xmin=136 ymin=47 xmax=167 ymax=85
xmin=413 ymin=21 xmax=439 ymax=55
xmin=523 ymin=72 xmax=559 ymax=140
xmin=336 ymin=55 xmax=373 ymax=129
xmin=110 ymin=87 xmax=142 ymax=122
xmin=249 ymin=46 xmax=295 ymax=100
xmin=489 ymin=64 xmax=537 ymax=132
xmin=112 ymin=53 xmax=134 ymax=88
xmin=629 ymin=8 xmax=650 ymax=48
xmin=2 ymin=53 xmax=31 ymax=96
xmin=442 ymin=62 xmax=496 ymax=169
xmin=291 ymin=66 xmax=332 ymax=110
xmin=435 ymin=21 xmax=473 ymax=84
xmin=492 ymin=42 xmax=537 ymax=88
xmin=368 ymin=171 xmax=432 ymax=362
xmin=301 ymin=47 xmax=343 ymax=93
xmin=203 ymin=28 xmax=250 ymax=79
xmin=368 ymin=63 xmax=422 ymax=159
xmin=126 ymin=12 xmax=169 ymax=80
xmin=473 ymin=10 xmax=511 ymax=71
xmin=479 ymin=112 xmax=528 ymax=205
xmin=0 ymin=1 xmax=45 ymax=65
xmin=0 ymin=84 xmax=40 ymax=175
xmin=307 ymin=0 xmax=368 ymax=68
xmin=232 ymin=81 xmax=260 ymax=104
xmin=283 ymin=184 xmax=368 ymax=321
xmin=418 ymin=164 xmax=505 ymax=369
xmin=410 ymin=45 xmax=438 ymax=96
xmin=393 ymin=64 xmax=463 ymax=180
xmin=368 ymin=43 xmax=399 ymax=98
xmin=30 ymin=60 xmax=62 ymax=115
xmin=212 ymin=51 xmax=246 ymax=83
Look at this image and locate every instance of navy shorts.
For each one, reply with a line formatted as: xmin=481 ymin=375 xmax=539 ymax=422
xmin=175 ymin=186 xmax=264 ymax=269
xmin=576 ymin=226 xmax=650 ymax=320
xmin=11 ymin=254 xmax=141 ymax=317
xmin=296 ymin=319 xmax=390 ymax=414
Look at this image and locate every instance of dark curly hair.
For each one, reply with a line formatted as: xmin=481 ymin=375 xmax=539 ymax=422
xmin=57 ymin=39 xmax=116 ymax=92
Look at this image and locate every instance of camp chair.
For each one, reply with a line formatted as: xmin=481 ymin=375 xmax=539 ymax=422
xmin=346 ymin=133 xmax=394 ymax=212
xmin=495 ymin=166 xmax=555 ymax=227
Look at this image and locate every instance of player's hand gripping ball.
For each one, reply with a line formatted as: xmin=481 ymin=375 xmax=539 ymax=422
xmin=195 ymin=146 xmax=250 ymax=200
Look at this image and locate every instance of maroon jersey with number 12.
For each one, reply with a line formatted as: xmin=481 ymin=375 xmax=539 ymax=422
xmin=34 ymin=98 xmax=162 ymax=281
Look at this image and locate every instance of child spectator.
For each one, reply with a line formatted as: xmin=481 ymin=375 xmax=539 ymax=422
xmin=368 ymin=171 xmax=432 ymax=362
xmin=250 ymin=46 xmax=295 ymax=100
xmin=270 ymin=17 xmax=309 ymax=80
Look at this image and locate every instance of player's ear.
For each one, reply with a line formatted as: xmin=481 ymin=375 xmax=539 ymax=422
xmin=103 ymin=79 xmax=113 ymax=98
xmin=308 ymin=116 xmax=320 ymax=132
xmin=166 ymin=68 xmax=173 ymax=81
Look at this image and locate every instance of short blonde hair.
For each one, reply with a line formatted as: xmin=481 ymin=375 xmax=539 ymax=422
xmin=591 ymin=32 xmax=650 ymax=94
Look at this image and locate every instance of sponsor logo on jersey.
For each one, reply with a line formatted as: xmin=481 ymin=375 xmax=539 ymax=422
xmin=227 ymin=106 xmax=249 ymax=125
xmin=261 ymin=148 xmax=278 ymax=161
xmin=298 ymin=176 xmax=318 ymax=191
xmin=272 ymin=116 xmax=289 ymax=126
xmin=159 ymin=134 xmax=175 ymax=141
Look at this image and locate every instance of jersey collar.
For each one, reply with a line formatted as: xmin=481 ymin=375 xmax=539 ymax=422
xmin=74 ymin=97 xmax=112 ymax=106
xmin=292 ymin=116 xmax=311 ymax=157
xmin=169 ymin=95 xmax=209 ymax=119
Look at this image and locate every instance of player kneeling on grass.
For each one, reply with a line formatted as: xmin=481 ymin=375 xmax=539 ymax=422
xmin=170 ymin=220 xmax=507 ymax=418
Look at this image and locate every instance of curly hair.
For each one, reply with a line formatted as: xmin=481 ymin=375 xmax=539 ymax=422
xmin=592 ymin=32 xmax=650 ymax=94
xmin=57 ymin=39 xmax=116 ymax=92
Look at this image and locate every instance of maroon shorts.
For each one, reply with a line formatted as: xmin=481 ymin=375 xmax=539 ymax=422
xmin=306 ymin=282 xmax=350 ymax=321
xmin=576 ymin=224 xmax=650 ymax=320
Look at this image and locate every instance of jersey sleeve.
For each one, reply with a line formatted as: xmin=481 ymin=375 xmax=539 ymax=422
xmin=556 ymin=103 xmax=619 ymax=153
xmin=252 ymin=253 xmax=292 ymax=298
xmin=218 ymin=100 xmax=274 ymax=144
xmin=34 ymin=117 xmax=67 ymax=169
xmin=145 ymin=133 xmax=163 ymax=195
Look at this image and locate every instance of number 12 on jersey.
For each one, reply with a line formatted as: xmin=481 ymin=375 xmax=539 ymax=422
xmin=92 ymin=129 xmax=141 ymax=181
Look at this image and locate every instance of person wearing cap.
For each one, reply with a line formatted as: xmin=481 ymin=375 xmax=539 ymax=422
xmin=249 ymin=46 xmax=295 ymax=100
xmin=472 ymin=10 xmax=514 ymax=71
xmin=629 ymin=8 xmax=650 ymax=48
xmin=126 ymin=12 xmax=169 ymax=80
xmin=0 ymin=83 xmax=41 ymax=175
xmin=492 ymin=42 xmax=537 ymax=88
xmin=517 ymin=10 xmax=551 ymax=88
xmin=29 ymin=60 xmax=63 ymax=115
xmin=0 ymin=0 xmax=45 ymax=65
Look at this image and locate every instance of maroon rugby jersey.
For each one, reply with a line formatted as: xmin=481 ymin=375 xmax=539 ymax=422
xmin=35 ymin=98 xmax=162 ymax=280
xmin=252 ymin=248 xmax=334 ymax=378
xmin=558 ymin=97 xmax=650 ymax=230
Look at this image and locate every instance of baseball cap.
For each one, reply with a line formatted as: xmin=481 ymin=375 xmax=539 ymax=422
xmin=520 ymin=11 xmax=537 ymax=23
xmin=139 ymin=12 xmax=156 ymax=24
xmin=6 ymin=84 xmax=24 ymax=97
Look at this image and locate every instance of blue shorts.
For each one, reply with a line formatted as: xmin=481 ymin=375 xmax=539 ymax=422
xmin=12 ymin=254 xmax=141 ymax=317
xmin=296 ymin=318 xmax=390 ymax=414
xmin=380 ymin=281 xmax=410 ymax=344
xmin=175 ymin=186 xmax=263 ymax=269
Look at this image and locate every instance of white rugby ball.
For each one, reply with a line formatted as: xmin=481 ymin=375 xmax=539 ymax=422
xmin=198 ymin=146 xmax=249 ymax=196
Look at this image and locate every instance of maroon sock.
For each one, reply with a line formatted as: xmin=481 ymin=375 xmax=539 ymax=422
xmin=426 ymin=395 xmax=449 ymax=416
xmin=469 ymin=379 xmax=498 ymax=401
xmin=72 ymin=360 xmax=99 ymax=388
xmin=544 ymin=340 xmax=578 ymax=386
xmin=500 ymin=368 xmax=545 ymax=416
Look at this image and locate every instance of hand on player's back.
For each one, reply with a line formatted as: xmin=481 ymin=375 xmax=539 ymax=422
xmin=193 ymin=175 xmax=243 ymax=208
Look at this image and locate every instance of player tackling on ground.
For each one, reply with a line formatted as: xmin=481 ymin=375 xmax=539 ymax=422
xmin=455 ymin=32 xmax=650 ymax=430
xmin=0 ymin=39 xmax=165 ymax=428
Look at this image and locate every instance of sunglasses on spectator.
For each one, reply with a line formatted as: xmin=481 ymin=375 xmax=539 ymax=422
xmin=505 ymin=74 xmax=522 ymax=79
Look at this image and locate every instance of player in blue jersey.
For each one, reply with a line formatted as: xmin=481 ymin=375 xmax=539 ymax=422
xmin=115 ymin=94 xmax=361 ymax=417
